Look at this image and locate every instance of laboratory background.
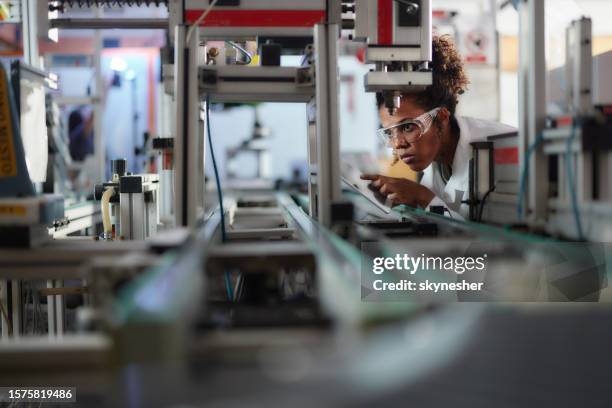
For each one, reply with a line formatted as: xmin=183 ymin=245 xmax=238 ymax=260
xmin=0 ymin=1 xmax=611 ymax=407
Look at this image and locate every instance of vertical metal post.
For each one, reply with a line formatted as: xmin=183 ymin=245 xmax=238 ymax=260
xmin=55 ymin=280 xmax=64 ymax=337
xmin=565 ymin=18 xmax=593 ymax=116
xmin=198 ymin=102 xmax=206 ymax=218
xmin=93 ymin=7 xmax=105 ymax=183
xmin=174 ymin=25 xmax=187 ymax=227
xmin=518 ymin=0 xmax=547 ymax=224
xmin=306 ymin=102 xmax=318 ymax=218
xmin=566 ymin=18 xmax=593 ymax=205
xmin=174 ymin=25 xmax=201 ymax=227
xmin=10 ymin=280 xmax=21 ymax=337
xmin=314 ymin=23 xmax=342 ymax=228
xmin=157 ymin=82 xmax=176 ymax=225
xmin=22 ymin=0 xmax=39 ymax=67
xmin=46 ymin=280 xmax=56 ymax=337
xmin=0 ymin=280 xmax=7 ymax=338
xmin=490 ymin=0 xmax=502 ymax=121
xmin=120 ymin=192 xmax=146 ymax=240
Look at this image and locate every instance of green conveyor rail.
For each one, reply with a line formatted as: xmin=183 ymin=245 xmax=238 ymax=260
xmin=112 ymin=214 xmax=221 ymax=325
xmin=113 ymin=252 xmax=182 ymax=324
xmin=282 ymin=193 xmax=424 ymax=325
xmin=293 ymin=191 xmax=611 ymax=311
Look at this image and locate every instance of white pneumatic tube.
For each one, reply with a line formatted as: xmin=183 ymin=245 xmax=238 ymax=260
xmin=101 ymin=187 xmax=115 ymax=240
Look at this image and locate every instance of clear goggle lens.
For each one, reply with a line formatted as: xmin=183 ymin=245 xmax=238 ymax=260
xmin=376 ymin=107 xmax=441 ymax=147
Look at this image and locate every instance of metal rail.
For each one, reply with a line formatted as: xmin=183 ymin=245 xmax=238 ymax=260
xmin=50 ymin=18 xmax=167 ymax=29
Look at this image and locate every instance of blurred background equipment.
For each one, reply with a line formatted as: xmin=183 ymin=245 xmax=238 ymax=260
xmin=0 ymin=1 xmax=611 ymax=407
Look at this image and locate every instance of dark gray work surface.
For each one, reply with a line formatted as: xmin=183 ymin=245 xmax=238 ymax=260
xmin=104 ymin=305 xmax=612 ymax=407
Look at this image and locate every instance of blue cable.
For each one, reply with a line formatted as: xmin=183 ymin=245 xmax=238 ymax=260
xmin=205 ymin=95 xmax=227 ymax=241
xmin=516 ymin=125 xmax=584 ymax=240
xmin=565 ymin=124 xmax=584 ymax=240
xmin=516 ymin=133 xmax=544 ymax=219
xmin=205 ymin=95 xmax=233 ymax=300
xmin=224 ymin=271 xmax=233 ymax=301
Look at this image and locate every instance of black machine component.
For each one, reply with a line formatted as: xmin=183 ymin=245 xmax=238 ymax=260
xmin=93 ymin=182 xmax=119 ymax=202
xmin=581 ymin=114 xmax=612 ymax=151
xmin=360 ymin=219 xmax=438 ymax=238
xmin=258 ymin=37 xmax=314 ymax=56
xmin=0 ymin=226 xmax=50 ymax=248
xmin=152 ymin=137 xmax=174 ymax=150
xmin=119 ymin=176 xmax=143 ymax=194
xmin=429 ymin=205 xmax=445 ymax=215
xmin=259 ymin=43 xmax=282 ymax=66
xmin=210 ymin=0 xmax=240 ymax=5
xmin=331 ymin=201 xmax=354 ymax=224
xmin=469 ymin=141 xmax=495 ymax=222
xmin=397 ymin=0 xmax=421 ymax=27
xmin=93 ymin=158 xmax=128 ymax=202
xmin=331 ymin=201 xmax=355 ymax=240
xmin=111 ymin=158 xmax=127 ymax=178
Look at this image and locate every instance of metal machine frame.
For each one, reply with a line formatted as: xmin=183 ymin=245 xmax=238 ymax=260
xmin=169 ymin=0 xmax=432 ymax=229
xmin=170 ymin=1 xmax=342 ymax=228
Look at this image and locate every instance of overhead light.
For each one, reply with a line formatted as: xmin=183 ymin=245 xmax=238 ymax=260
xmin=110 ymin=57 xmax=127 ymax=72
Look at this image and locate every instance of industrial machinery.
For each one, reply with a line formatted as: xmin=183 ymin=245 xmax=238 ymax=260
xmin=0 ymin=60 xmax=64 ymax=248
xmin=355 ymin=0 xmax=433 ymax=115
xmin=93 ymin=158 xmax=160 ymax=240
xmin=475 ymin=15 xmax=612 ymax=242
xmin=0 ymin=1 xmax=611 ymax=407
xmin=540 ymin=18 xmax=612 ymax=241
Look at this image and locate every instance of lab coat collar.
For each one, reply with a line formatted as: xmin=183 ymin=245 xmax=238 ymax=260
xmin=441 ymin=116 xmax=472 ymax=208
xmin=453 ymin=118 xmax=473 ymax=178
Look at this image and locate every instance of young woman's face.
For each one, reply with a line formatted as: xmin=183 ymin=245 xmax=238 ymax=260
xmin=379 ymin=99 xmax=444 ymax=172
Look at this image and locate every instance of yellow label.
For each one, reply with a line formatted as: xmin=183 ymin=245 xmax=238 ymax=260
xmin=0 ymin=3 xmax=10 ymax=21
xmin=0 ymin=67 xmax=17 ymax=178
xmin=0 ymin=205 xmax=26 ymax=216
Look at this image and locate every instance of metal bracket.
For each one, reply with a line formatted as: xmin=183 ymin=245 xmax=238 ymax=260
xmin=14 ymin=63 xmax=59 ymax=90
xmin=296 ymin=67 xmax=315 ymax=87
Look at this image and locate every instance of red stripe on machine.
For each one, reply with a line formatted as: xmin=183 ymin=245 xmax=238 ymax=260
xmin=377 ymin=0 xmax=393 ymax=45
xmin=556 ymin=116 xmax=574 ymax=127
xmin=433 ymin=10 xmax=447 ymax=18
xmin=494 ymin=147 xmax=519 ymax=165
xmin=185 ymin=10 xmax=326 ymax=27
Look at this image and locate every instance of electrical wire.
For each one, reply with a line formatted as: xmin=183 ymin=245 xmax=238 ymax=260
xmin=226 ymin=41 xmax=253 ymax=65
xmin=443 ymin=207 xmax=455 ymax=219
xmin=516 ymin=133 xmax=544 ymax=219
xmin=565 ymin=124 xmax=584 ymax=240
xmin=186 ymin=0 xmax=218 ymax=44
xmin=516 ymin=125 xmax=584 ymax=239
xmin=205 ymin=96 xmax=227 ymax=242
xmin=224 ymin=271 xmax=234 ymax=301
xmin=205 ymin=95 xmax=233 ymax=300
xmin=478 ymin=185 xmax=496 ymax=223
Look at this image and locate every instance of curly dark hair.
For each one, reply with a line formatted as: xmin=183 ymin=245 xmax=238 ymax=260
xmin=376 ymin=35 xmax=469 ymax=115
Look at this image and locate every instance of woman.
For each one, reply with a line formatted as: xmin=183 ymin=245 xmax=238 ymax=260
xmin=362 ymin=36 xmax=515 ymax=220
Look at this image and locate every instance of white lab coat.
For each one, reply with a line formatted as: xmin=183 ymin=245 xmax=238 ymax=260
xmin=420 ymin=116 xmax=516 ymax=220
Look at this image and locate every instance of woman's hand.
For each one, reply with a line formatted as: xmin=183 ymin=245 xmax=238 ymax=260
xmin=360 ymin=174 xmax=435 ymax=208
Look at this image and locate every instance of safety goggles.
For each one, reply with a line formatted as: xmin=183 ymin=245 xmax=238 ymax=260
xmin=376 ymin=107 xmax=441 ymax=147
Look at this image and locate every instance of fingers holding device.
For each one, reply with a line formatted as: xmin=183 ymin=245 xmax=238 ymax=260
xmin=360 ymin=174 xmax=435 ymax=209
